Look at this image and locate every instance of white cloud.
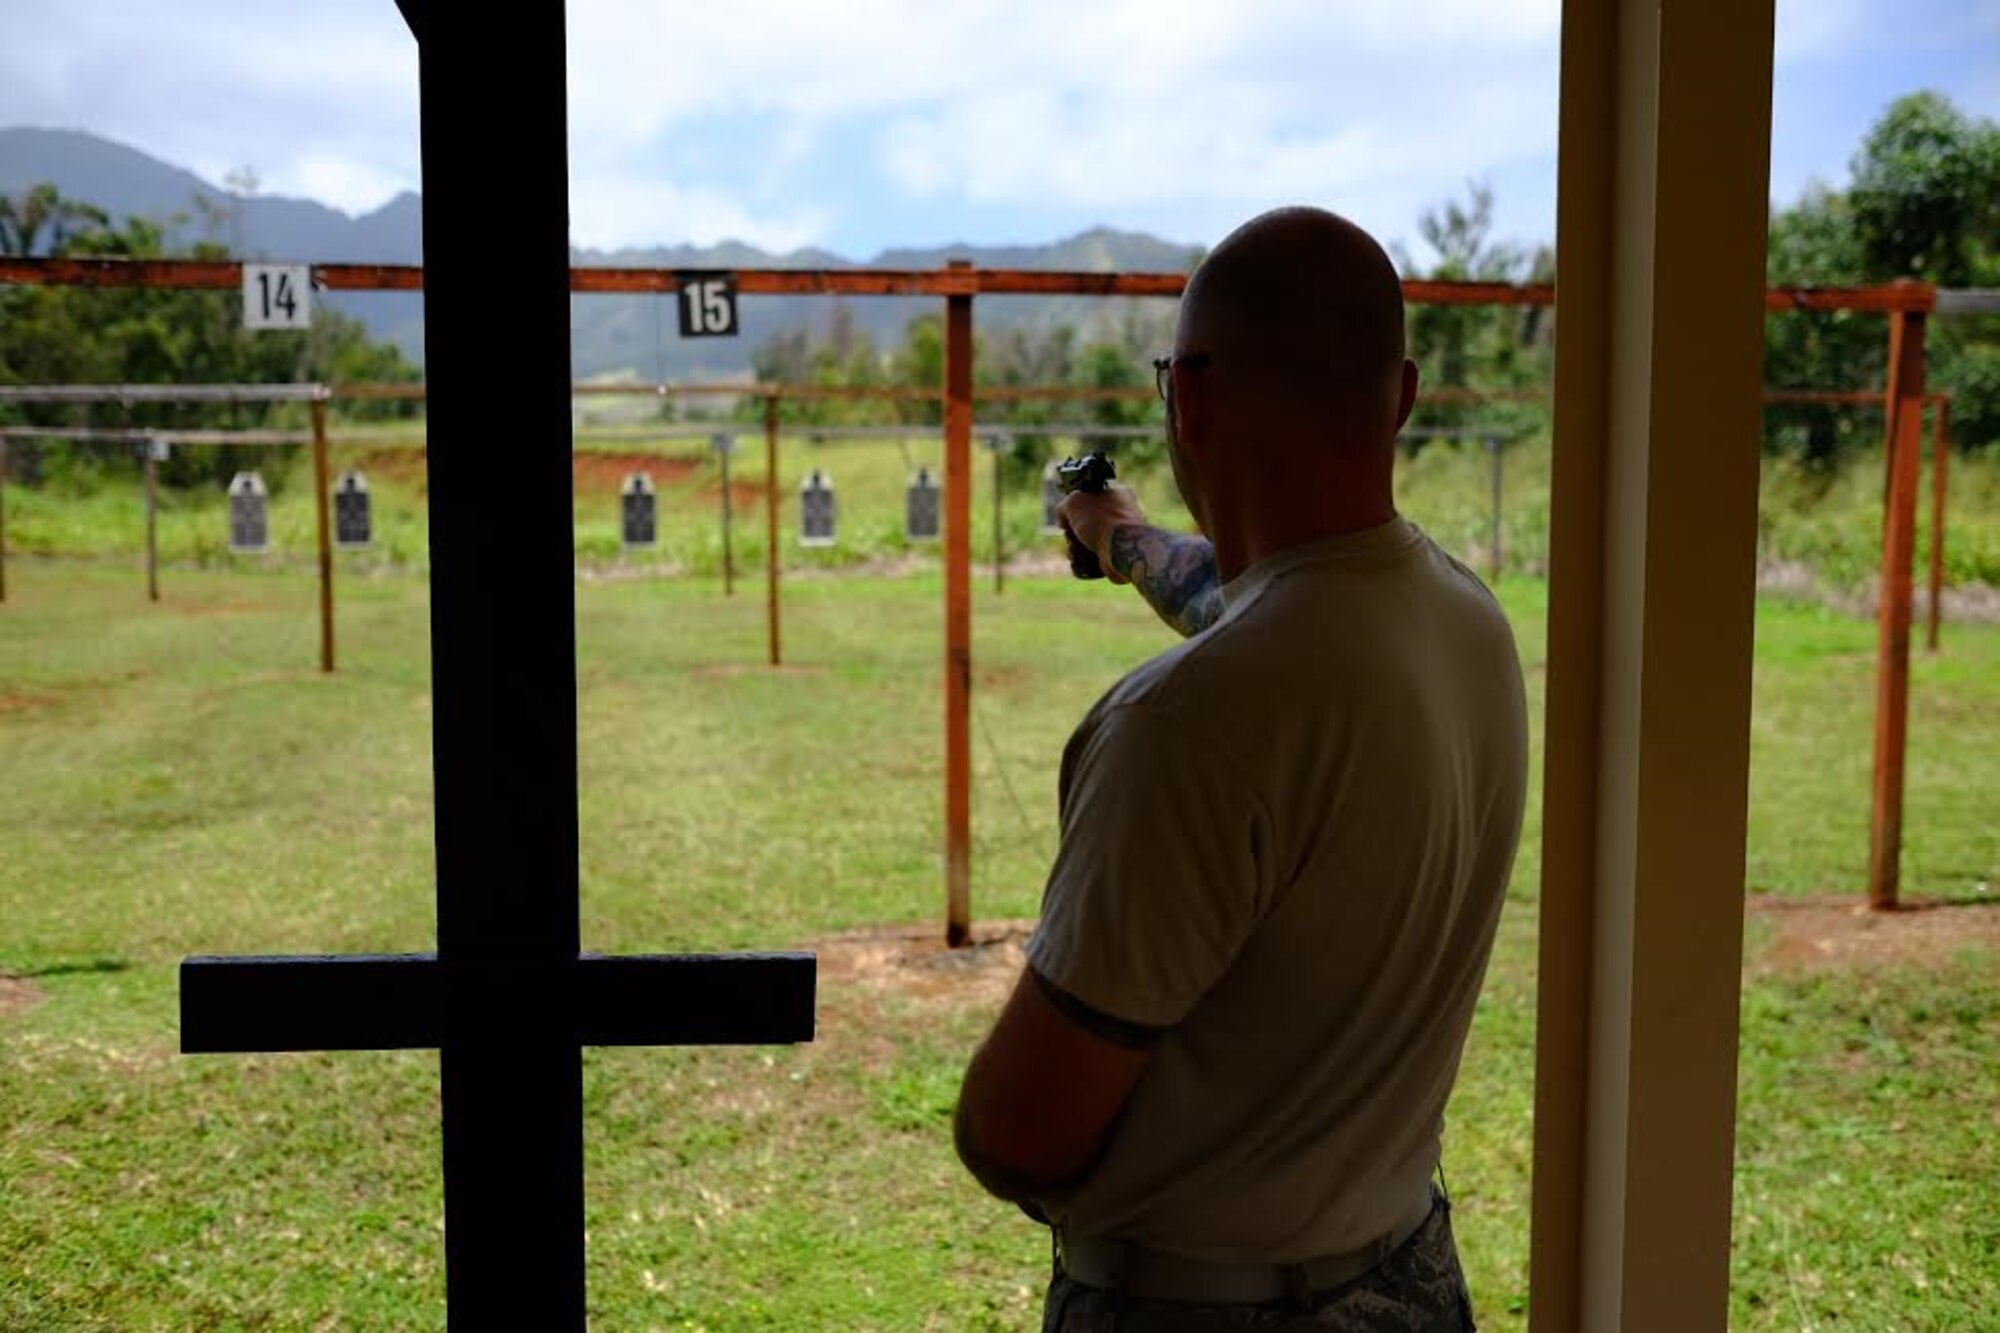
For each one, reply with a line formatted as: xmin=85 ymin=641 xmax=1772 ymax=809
xmin=7 ymin=0 xmax=1976 ymax=259
xmin=0 ymin=1 xmax=421 ymax=215
xmin=0 ymin=0 xmax=1566 ymax=247
xmin=570 ymin=175 xmax=831 ymax=253
xmin=879 ymin=93 xmax=1388 ymax=207
xmin=557 ymin=0 xmax=1562 ymax=243
xmin=288 ymin=158 xmax=415 ymax=217
xmin=864 ymin=2 xmax=1559 ymax=248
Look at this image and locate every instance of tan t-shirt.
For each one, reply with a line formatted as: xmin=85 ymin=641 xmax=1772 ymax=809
xmin=1026 ymin=516 xmax=1527 ymax=1264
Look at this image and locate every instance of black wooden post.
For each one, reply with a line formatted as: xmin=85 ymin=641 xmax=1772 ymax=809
xmin=178 ymin=5 xmax=815 ymax=1328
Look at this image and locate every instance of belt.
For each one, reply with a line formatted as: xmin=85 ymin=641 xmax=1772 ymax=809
xmin=1054 ymin=1193 xmax=1436 ymax=1306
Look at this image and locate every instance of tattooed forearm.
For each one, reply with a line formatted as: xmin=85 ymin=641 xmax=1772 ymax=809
xmin=1107 ymin=525 xmax=1224 ymax=637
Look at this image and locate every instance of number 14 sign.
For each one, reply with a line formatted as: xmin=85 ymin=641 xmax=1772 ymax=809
xmin=677 ymin=272 xmax=739 ymax=338
xmin=243 ymin=264 xmax=313 ymax=331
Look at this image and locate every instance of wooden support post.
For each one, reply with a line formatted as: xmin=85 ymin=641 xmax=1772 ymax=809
xmin=1488 ymin=434 xmax=1504 ymax=583
xmin=1867 ymin=305 xmax=1927 ymax=910
xmin=764 ymin=395 xmax=782 ymax=666
xmin=718 ymin=435 xmax=735 ymax=597
xmin=1926 ymin=396 xmax=1948 ymax=653
xmin=145 ymin=442 xmax=160 ymax=603
xmin=992 ymin=438 xmax=1005 ymax=595
xmin=311 ymin=398 xmax=334 ymax=673
xmin=944 ymin=262 xmax=974 ymax=948
xmin=1529 ymin=0 xmax=1773 ymax=1327
xmin=1 ymin=437 xmax=10 ymax=604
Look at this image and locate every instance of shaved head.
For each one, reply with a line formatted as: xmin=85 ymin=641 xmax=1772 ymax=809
xmin=1177 ymin=207 xmax=1407 ymax=414
xmin=1158 ymin=207 xmax=1413 ymax=564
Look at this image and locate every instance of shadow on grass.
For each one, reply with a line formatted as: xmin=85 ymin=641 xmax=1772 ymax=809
xmin=13 ymin=956 xmax=132 ymax=980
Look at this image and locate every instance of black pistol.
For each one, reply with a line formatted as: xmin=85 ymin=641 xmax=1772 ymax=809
xmin=1054 ymin=452 xmax=1118 ymax=579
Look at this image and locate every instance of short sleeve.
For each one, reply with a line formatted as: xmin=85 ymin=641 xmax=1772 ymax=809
xmin=1026 ymin=703 xmax=1277 ymax=1029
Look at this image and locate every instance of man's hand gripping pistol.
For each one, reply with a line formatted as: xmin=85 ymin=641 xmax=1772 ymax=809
xmin=1055 ymin=452 xmax=1118 ymax=579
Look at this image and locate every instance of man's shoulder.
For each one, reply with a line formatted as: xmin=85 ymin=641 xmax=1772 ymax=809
xmin=1093 ymin=615 xmax=1262 ymax=718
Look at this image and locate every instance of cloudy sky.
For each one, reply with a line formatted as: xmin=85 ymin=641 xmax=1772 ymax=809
xmin=4 ymin=0 xmax=1996 ymax=260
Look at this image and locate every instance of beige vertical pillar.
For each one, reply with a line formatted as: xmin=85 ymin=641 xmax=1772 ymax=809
xmin=1529 ymin=1 xmax=1775 ymax=1330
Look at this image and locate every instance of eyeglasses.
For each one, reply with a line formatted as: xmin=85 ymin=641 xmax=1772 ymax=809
xmin=1152 ymin=352 xmax=1211 ymax=404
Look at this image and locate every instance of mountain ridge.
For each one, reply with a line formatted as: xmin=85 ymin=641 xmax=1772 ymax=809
xmin=0 ymin=127 xmax=1198 ymax=376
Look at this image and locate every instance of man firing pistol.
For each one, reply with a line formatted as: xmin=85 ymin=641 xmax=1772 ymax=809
xmin=954 ymin=206 xmax=1527 ymax=1331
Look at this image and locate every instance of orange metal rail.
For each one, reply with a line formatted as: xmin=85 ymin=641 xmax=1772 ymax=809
xmin=0 ymin=256 xmax=1945 ymax=315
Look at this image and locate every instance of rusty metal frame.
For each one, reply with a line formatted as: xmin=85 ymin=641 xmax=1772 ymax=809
xmin=0 ymin=410 xmax=335 ymax=667
xmin=0 ymin=257 xmax=1554 ymax=305
xmin=943 ymin=264 xmax=975 ymax=945
xmin=0 ymin=259 xmax=1948 ymax=921
xmin=2 ymin=255 xmax=1947 ymax=317
xmin=1868 ymin=309 xmax=1928 ymax=909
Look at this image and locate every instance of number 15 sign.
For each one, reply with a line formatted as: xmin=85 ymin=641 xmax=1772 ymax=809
xmin=677 ymin=272 xmax=739 ymax=338
xmin=243 ymin=264 xmax=313 ymax=331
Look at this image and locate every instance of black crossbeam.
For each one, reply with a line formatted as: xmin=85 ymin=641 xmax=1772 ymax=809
xmin=175 ymin=4 xmax=817 ymax=1328
xmin=181 ymin=954 xmax=816 ymax=1052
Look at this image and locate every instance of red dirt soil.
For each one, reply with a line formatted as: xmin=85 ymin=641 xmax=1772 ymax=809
xmin=349 ymin=446 xmax=759 ymax=507
xmin=0 ymin=691 xmax=61 ymax=716
xmin=569 ymin=451 xmax=700 ymax=496
xmin=0 ymin=973 xmax=44 ymax=1018
xmin=1748 ymin=893 xmax=2000 ymax=975
xmin=688 ymin=663 xmax=825 ymax=679
xmin=804 ymin=899 xmax=2000 ymax=1008
xmin=805 ymin=920 xmax=1035 ymax=1008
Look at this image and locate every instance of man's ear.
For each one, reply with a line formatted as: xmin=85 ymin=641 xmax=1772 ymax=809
xmin=1395 ymin=358 xmax=1420 ymax=433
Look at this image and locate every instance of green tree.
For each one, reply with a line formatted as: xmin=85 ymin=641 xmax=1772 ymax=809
xmin=751 ymin=326 xmax=813 ymax=397
xmin=891 ymin=312 xmax=946 ymax=427
xmin=1763 ymin=92 xmax=2000 ymax=457
xmin=1764 ymin=184 xmax=1883 ymax=467
xmin=0 ymin=183 xmax=108 ymax=257
xmin=746 ymin=304 xmax=907 ymax=428
xmin=0 ymin=185 xmax=420 ymax=491
xmin=1849 ymin=91 xmax=2000 ymax=286
xmin=1849 ymin=95 xmax=2000 ymax=454
xmin=1068 ymin=341 xmax=1154 ymax=466
xmin=1397 ymin=182 xmax=1549 ymax=443
xmin=980 ymin=323 xmax=1075 ymax=453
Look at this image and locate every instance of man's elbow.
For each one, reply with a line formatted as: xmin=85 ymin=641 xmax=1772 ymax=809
xmin=953 ymin=1096 xmax=1081 ymax=1204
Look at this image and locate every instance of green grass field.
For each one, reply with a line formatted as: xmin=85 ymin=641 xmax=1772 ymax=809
xmin=3 ymin=537 xmax=1998 ymax=1326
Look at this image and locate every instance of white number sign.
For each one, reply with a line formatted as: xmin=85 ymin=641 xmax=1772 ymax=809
xmin=243 ymin=264 xmax=313 ymax=330
xmin=676 ymin=273 xmax=739 ymax=338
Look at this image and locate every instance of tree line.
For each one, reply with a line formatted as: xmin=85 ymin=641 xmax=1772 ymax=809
xmin=0 ymin=189 xmax=421 ymax=494
xmin=1764 ymin=91 xmax=1999 ymax=464
xmin=736 ymin=90 xmax=1997 ymax=469
xmin=731 ymin=296 xmax=1176 ymax=482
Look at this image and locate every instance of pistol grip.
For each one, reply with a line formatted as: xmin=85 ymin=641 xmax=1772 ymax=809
xmin=1065 ymin=530 xmax=1106 ymax=580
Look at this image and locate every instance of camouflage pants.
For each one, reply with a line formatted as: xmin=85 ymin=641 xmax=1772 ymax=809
xmin=1041 ymin=1192 xmax=1475 ymax=1332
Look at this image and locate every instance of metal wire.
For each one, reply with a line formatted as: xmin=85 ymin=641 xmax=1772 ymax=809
xmin=0 ymin=384 xmax=329 ymax=404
